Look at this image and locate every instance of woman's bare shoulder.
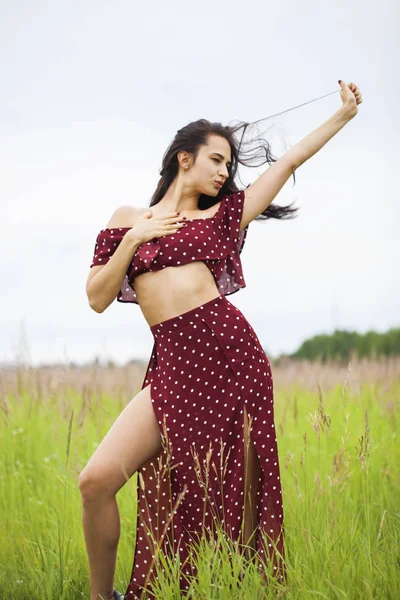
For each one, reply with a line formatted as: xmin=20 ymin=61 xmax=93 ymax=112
xmin=105 ymin=204 xmax=138 ymax=229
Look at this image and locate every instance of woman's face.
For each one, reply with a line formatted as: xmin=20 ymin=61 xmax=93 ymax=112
xmin=191 ymin=134 xmax=232 ymax=196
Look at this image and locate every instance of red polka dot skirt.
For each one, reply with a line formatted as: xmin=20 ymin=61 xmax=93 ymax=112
xmin=125 ymin=294 xmax=286 ymax=598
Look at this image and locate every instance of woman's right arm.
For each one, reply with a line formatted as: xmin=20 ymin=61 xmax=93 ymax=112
xmin=86 ymin=206 xmax=141 ymax=313
xmin=86 ymin=205 xmax=186 ymax=312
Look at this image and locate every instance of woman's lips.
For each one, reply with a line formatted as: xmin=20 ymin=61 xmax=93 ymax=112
xmin=214 ymin=181 xmax=222 ymax=189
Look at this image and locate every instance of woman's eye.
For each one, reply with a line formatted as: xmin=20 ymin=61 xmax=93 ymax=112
xmin=212 ymin=157 xmax=231 ymax=170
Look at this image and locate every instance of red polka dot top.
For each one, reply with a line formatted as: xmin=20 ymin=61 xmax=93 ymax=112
xmin=90 ymin=189 xmax=249 ymax=305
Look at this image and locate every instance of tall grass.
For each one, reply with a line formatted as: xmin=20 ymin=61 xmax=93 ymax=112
xmin=0 ymin=357 xmax=399 ymax=599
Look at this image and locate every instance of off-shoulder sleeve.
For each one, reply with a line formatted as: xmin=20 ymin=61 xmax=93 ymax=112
xmin=211 ymin=190 xmax=249 ymax=297
xmin=90 ymin=227 xmax=132 ymax=267
xmin=225 ymin=189 xmax=249 ymax=255
xmin=89 ymin=226 xmax=138 ymax=304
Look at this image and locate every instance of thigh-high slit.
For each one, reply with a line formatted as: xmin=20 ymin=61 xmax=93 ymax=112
xmin=124 ymin=294 xmax=286 ymax=598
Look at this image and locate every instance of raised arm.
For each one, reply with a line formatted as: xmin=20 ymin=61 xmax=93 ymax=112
xmin=86 ymin=205 xmax=139 ymax=313
xmin=240 ymin=80 xmax=363 ymax=229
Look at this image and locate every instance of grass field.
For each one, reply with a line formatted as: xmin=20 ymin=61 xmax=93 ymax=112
xmin=0 ymin=357 xmax=399 ymax=599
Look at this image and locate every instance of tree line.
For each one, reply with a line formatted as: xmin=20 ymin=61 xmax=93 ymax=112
xmin=283 ymin=328 xmax=400 ymax=362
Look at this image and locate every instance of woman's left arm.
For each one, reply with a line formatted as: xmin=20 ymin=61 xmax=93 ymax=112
xmin=286 ymin=81 xmax=363 ymax=171
xmin=241 ymin=81 xmax=363 ymax=228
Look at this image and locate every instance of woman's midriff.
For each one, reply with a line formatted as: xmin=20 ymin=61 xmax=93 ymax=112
xmin=133 ymin=261 xmax=221 ymax=327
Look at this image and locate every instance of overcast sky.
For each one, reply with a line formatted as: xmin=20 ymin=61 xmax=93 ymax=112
xmin=1 ymin=0 xmax=398 ymax=366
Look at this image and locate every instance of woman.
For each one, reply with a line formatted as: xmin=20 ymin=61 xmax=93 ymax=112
xmin=80 ymin=80 xmax=363 ymax=600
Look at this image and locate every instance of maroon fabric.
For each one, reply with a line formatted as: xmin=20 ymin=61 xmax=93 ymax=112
xmin=125 ymin=295 xmax=286 ymax=598
xmin=89 ymin=190 xmax=249 ymax=304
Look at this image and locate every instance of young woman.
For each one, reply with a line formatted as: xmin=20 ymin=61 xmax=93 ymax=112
xmin=80 ymin=80 xmax=362 ymax=600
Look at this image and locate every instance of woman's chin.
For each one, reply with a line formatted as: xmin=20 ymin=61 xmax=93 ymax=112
xmin=199 ymin=184 xmax=221 ymax=197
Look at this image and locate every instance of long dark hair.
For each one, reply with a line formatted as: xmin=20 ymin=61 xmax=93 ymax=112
xmin=150 ymin=118 xmax=298 ymax=220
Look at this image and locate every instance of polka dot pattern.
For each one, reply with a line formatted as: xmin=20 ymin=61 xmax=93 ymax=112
xmin=89 ymin=191 xmax=249 ymax=304
xmin=125 ymin=295 xmax=286 ymax=598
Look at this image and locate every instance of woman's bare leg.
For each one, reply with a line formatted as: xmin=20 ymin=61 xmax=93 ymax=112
xmin=243 ymin=405 xmax=261 ymax=561
xmin=78 ymin=384 xmax=162 ymax=600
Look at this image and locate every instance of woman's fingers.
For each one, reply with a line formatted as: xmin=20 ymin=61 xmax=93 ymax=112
xmin=348 ymin=82 xmax=363 ymax=104
xmin=158 ymin=215 xmax=186 ymax=224
xmin=165 ymin=222 xmax=186 ymax=229
xmin=158 ymin=224 xmax=185 ymax=237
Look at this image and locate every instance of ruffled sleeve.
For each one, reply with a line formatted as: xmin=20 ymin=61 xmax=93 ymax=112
xmin=225 ymin=189 xmax=249 ymax=254
xmin=89 ymin=227 xmax=138 ymax=304
xmin=90 ymin=227 xmax=132 ymax=267
xmin=213 ymin=189 xmax=249 ymax=296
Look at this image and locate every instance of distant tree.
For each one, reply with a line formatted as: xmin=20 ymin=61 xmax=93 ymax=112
xmin=290 ymin=328 xmax=400 ymax=362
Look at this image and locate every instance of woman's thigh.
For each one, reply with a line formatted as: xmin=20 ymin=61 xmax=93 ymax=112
xmin=79 ymin=384 xmax=162 ymax=495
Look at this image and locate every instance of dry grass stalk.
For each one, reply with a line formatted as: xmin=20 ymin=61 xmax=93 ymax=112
xmin=2 ymin=355 xmax=400 ymax=402
xmin=356 ymin=409 xmax=371 ymax=472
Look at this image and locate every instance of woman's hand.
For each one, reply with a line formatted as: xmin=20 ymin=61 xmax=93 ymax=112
xmin=128 ymin=210 xmax=187 ymax=246
xmin=338 ymin=80 xmax=363 ymax=118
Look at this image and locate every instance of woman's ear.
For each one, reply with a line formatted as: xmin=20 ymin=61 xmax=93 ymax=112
xmin=177 ymin=150 xmax=192 ymax=171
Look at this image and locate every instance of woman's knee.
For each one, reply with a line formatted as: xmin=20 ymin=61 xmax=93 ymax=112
xmin=78 ymin=468 xmax=115 ymax=501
